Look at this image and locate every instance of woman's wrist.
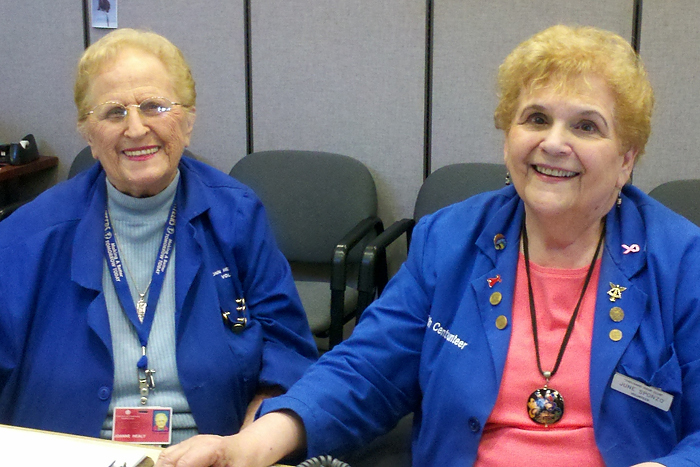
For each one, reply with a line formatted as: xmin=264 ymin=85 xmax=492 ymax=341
xmin=236 ymin=410 xmax=307 ymax=466
xmin=155 ymin=411 xmax=306 ymax=467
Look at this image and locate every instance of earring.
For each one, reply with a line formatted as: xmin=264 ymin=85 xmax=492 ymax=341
xmin=505 ymin=172 xmax=512 ymax=186
xmin=616 ymin=192 xmax=622 ymax=207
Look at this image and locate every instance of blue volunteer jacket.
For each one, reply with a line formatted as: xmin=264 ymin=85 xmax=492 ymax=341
xmin=262 ymin=184 xmax=700 ymax=467
xmin=0 ymin=156 xmax=318 ymax=437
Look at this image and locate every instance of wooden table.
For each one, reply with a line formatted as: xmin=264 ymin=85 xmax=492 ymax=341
xmin=0 ymin=155 xmax=59 ymax=209
xmin=0 ymin=155 xmax=58 ymax=182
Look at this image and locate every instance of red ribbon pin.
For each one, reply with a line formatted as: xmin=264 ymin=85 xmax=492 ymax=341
xmin=487 ymin=275 xmax=502 ymax=288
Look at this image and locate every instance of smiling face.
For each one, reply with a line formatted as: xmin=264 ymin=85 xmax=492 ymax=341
xmin=504 ymin=75 xmax=636 ymax=227
xmin=80 ymin=48 xmax=195 ymax=197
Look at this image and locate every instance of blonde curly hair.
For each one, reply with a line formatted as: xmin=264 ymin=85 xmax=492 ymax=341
xmin=494 ymin=25 xmax=653 ymax=159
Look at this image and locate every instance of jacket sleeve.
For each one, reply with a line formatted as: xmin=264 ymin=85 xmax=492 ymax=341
xmin=259 ymin=215 xmax=438 ymax=457
xmin=232 ymin=193 xmax=319 ymax=390
xmin=650 ymin=237 xmax=700 ymax=467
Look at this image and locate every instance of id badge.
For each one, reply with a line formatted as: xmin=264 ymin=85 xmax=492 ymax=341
xmin=611 ymin=372 xmax=673 ymax=412
xmin=113 ymin=407 xmax=173 ymax=445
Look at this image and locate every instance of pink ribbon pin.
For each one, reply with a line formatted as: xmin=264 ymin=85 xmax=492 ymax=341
xmin=622 ymin=244 xmax=640 ymax=254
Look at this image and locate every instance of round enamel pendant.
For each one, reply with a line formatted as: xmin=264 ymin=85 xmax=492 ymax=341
xmin=527 ymin=387 xmax=564 ymax=426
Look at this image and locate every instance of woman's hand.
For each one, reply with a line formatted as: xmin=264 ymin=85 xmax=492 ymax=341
xmin=156 ymin=434 xmax=242 ymax=467
xmin=155 ymin=411 xmax=306 ymax=467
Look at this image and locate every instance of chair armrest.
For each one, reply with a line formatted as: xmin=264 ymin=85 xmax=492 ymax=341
xmin=355 ymin=218 xmax=416 ymax=319
xmin=331 ymin=216 xmax=385 ymax=291
xmin=329 ymin=216 xmax=384 ymax=348
xmin=0 ymin=199 xmax=32 ymax=222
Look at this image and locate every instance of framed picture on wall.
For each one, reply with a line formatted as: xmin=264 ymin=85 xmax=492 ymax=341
xmin=92 ymin=0 xmax=117 ymax=29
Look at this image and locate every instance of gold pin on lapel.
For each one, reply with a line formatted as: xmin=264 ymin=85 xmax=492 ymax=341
xmin=609 ymin=307 xmax=624 ymax=322
xmin=607 ymin=283 xmax=627 ymax=302
xmin=609 ymin=329 xmax=623 ymax=342
xmin=495 ymin=315 xmax=508 ymax=330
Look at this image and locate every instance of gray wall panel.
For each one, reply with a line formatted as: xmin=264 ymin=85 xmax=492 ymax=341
xmin=7 ymin=1 xmax=698 ymax=241
xmin=634 ymin=1 xmax=700 ymax=193
xmin=431 ymin=1 xmax=634 ymax=174
xmin=251 ymin=0 xmax=426 ymax=223
xmin=0 ymin=0 xmax=85 ymax=184
xmin=91 ymin=1 xmax=248 ymax=173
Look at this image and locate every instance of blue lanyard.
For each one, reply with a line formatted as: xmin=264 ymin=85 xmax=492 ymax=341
xmin=103 ymin=201 xmax=176 ymax=374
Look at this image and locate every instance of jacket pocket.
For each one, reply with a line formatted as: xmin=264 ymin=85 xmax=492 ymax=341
xmin=619 ymin=343 xmax=682 ymax=397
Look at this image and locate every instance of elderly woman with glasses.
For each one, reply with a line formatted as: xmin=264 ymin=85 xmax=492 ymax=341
xmin=158 ymin=25 xmax=700 ymax=467
xmin=0 ymin=29 xmax=317 ymax=444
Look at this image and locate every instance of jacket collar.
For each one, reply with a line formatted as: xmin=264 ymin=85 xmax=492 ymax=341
xmin=601 ymin=186 xmax=646 ymax=279
xmin=175 ymin=157 xmax=211 ymax=225
xmin=172 ymin=157 xmax=210 ymax=325
xmin=589 ymin=186 xmax=649 ymax=426
xmin=472 ymin=186 xmax=524 ymax=387
xmin=72 ymin=167 xmax=108 ymax=291
xmin=475 ymin=186 xmax=523 ymax=265
xmin=68 ymin=166 xmax=111 ymax=352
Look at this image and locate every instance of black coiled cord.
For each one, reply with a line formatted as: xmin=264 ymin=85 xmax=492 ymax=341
xmin=296 ymin=455 xmax=352 ymax=467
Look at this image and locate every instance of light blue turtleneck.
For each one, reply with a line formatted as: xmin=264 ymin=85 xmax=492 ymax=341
xmin=99 ymin=172 xmax=198 ymax=444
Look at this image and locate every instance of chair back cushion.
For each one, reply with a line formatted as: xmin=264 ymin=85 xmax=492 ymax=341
xmin=230 ymin=150 xmax=378 ymax=263
xmin=648 ymin=179 xmax=700 ymax=226
xmin=414 ymin=162 xmax=505 ymax=219
xmin=68 ymin=146 xmax=98 ymax=179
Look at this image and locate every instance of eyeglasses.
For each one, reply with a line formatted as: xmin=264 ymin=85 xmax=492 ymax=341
xmin=85 ymin=97 xmax=186 ymax=122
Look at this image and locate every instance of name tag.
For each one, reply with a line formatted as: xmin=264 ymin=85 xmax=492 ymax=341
xmin=611 ymin=372 xmax=673 ymax=412
xmin=113 ymin=407 xmax=173 ymax=444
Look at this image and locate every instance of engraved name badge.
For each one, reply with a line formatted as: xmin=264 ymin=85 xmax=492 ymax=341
xmin=611 ymin=372 xmax=673 ymax=412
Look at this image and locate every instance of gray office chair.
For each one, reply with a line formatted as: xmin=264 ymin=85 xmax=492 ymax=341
xmin=648 ymin=179 xmax=700 ymax=226
xmin=357 ymin=162 xmax=506 ymax=316
xmin=230 ymin=150 xmax=386 ymax=349
xmin=413 ymin=162 xmax=507 ymax=224
xmin=68 ymin=146 xmax=97 ymax=179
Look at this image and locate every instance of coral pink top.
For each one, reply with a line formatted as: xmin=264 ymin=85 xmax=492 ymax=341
xmin=475 ymin=253 xmax=605 ymax=466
